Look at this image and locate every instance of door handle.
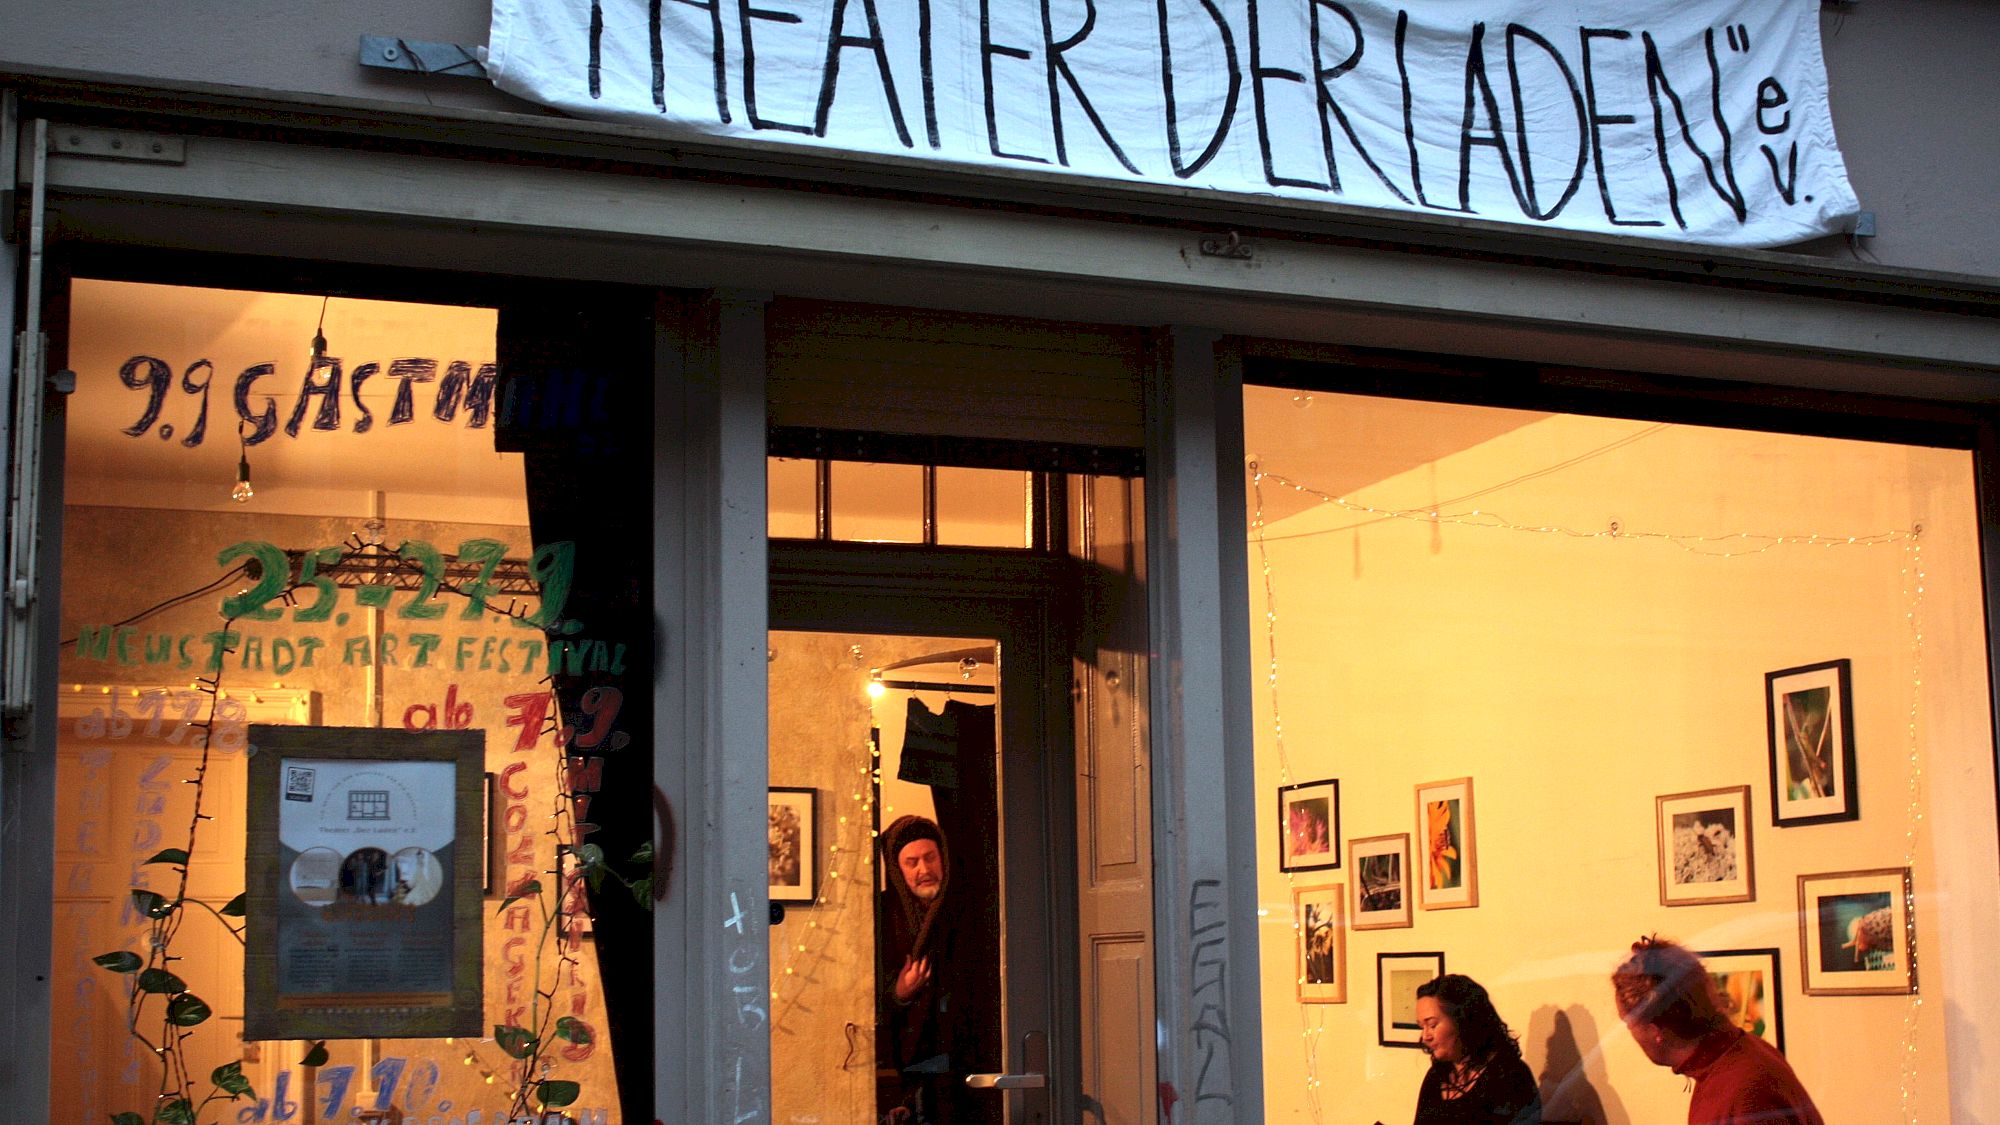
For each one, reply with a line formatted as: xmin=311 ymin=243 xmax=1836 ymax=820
xmin=965 ymin=1071 xmax=1047 ymax=1090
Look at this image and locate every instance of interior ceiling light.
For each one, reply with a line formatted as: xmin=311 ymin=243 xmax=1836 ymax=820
xmin=231 ymin=418 xmax=254 ymax=504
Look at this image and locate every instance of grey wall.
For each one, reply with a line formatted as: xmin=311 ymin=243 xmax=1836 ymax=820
xmin=1 ymin=0 xmax=1995 ymax=278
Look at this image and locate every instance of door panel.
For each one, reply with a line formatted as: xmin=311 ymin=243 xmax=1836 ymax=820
xmin=1071 ymin=475 xmax=1157 ymax=1125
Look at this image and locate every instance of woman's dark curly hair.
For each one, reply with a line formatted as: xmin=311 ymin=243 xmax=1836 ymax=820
xmin=1415 ymin=973 xmax=1524 ymax=1068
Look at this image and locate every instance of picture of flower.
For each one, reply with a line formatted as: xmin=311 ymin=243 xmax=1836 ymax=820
xmin=1426 ymin=799 xmax=1461 ymax=891
xmin=1699 ymin=947 xmax=1784 ymax=1052
xmin=1278 ymin=780 xmax=1341 ymax=872
xmin=1415 ymin=778 xmax=1477 ymax=910
xmin=1289 ymin=798 xmax=1332 ymax=857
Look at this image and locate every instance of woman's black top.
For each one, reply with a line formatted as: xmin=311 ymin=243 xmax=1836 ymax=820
xmin=1412 ymin=1053 xmax=1542 ymax=1125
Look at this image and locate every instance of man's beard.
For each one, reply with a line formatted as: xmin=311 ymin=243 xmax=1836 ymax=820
xmin=911 ymin=881 xmax=939 ymax=901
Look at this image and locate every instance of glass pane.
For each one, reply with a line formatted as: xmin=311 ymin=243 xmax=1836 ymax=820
xmin=769 ymin=456 xmax=818 ymax=538
xmin=830 ymin=461 xmax=923 ymax=543
xmin=767 ymin=632 xmax=1002 ymax=1124
xmin=1244 ymin=386 xmax=1993 ymax=1123
xmin=54 ymin=280 xmax=632 ymax=1123
xmin=935 ymin=466 xmax=1030 ymax=548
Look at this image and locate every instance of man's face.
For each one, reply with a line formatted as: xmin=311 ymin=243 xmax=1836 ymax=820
xmin=898 ymin=839 xmax=943 ymax=901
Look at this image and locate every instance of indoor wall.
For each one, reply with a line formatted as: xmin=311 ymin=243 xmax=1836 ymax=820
xmin=1244 ymin=390 xmax=1998 ymax=1123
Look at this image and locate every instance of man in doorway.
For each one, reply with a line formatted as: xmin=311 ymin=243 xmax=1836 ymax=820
xmin=1612 ymin=936 xmax=1824 ymax=1125
xmin=878 ymin=814 xmax=997 ymax=1124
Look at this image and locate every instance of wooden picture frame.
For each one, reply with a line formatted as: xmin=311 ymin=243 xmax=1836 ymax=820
xmin=1377 ymin=951 xmax=1445 ymax=1047
xmin=1656 ymin=785 xmax=1756 ymax=906
xmin=1293 ymin=882 xmax=1347 ymax=1003
xmin=1798 ymin=868 xmax=1916 ymax=995
xmin=245 ymin=725 xmax=485 ymax=1040
xmin=1697 ymin=947 xmax=1786 ymax=1053
xmin=1349 ymin=833 xmax=1413 ymax=930
xmin=1415 ymin=777 xmax=1477 ymax=910
xmin=1278 ymin=778 xmax=1341 ymax=872
xmin=768 ymin=786 xmax=820 ymax=904
xmin=1766 ymin=659 xmax=1859 ymax=826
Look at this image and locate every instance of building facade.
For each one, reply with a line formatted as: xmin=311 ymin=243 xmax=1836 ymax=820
xmin=4 ymin=2 xmax=1998 ymax=1123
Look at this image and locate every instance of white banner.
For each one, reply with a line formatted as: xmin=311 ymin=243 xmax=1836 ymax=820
xmin=489 ymin=0 xmax=1858 ymax=248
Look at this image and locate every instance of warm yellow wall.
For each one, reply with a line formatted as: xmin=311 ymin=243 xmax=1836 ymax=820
xmin=1246 ymin=412 xmax=1997 ymax=1124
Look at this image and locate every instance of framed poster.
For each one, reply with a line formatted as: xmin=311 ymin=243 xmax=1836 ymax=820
xmin=1416 ymin=777 xmax=1477 ymax=910
xmin=1798 ymin=868 xmax=1916 ymax=995
xmin=1293 ymin=882 xmax=1347 ymax=1003
xmin=1278 ymin=779 xmax=1341 ymax=872
xmin=1698 ymin=947 xmax=1785 ymax=1053
xmin=1656 ymin=785 xmax=1756 ymax=906
xmin=768 ymin=786 xmax=820 ymax=904
xmin=1349 ymin=833 xmax=1413 ymax=930
xmin=1765 ymin=659 xmax=1859 ymax=826
xmin=245 ymin=725 xmax=484 ymax=1039
xmin=1377 ymin=951 xmax=1445 ymax=1048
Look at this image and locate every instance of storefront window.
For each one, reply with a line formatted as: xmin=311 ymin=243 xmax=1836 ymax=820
xmin=53 ymin=280 xmax=629 ymax=1123
xmin=1244 ymin=386 xmax=1996 ymax=1122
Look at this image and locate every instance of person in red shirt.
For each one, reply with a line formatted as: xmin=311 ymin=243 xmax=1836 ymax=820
xmin=1611 ymin=936 xmax=1824 ymax=1125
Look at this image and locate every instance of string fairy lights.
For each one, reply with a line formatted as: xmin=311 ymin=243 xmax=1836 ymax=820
xmin=1248 ymin=437 xmax=1934 ymax=1123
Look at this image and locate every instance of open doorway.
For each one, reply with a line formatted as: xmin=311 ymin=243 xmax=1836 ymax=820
xmin=766 ymin=631 xmax=1006 ymax=1123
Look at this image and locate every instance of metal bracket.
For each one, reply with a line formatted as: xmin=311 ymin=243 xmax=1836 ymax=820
xmin=50 ymin=127 xmax=185 ymax=165
xmin=359 ymin=35 xmax=489 ymax=80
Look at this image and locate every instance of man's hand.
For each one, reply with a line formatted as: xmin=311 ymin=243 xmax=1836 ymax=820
xmin=894 ymin=955 xmax=932 ymax=1003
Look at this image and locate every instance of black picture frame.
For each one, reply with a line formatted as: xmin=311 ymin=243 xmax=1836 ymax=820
xmin=1377 ymin=951 xmax=1446 ymax=1048
xmin=1765 ymin=659 xmax=1859 ymax=826
xmin=1696 ymin=947 xmax=1787 ymax=1054
xmin=768 ymin=786 xmax=820 ymax=904
xmin=1277 ymin=778 xmax=1341 ymax=872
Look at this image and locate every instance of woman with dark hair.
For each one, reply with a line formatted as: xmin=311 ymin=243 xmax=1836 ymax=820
xmin=1412 ymin=974 xmax=1542 ymax=1125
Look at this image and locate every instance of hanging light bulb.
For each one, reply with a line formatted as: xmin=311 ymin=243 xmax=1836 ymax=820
xmin=231 ymin=420 xmax=255 ymax=504
xmin=866 ymin=671 xmax=886 ymax=699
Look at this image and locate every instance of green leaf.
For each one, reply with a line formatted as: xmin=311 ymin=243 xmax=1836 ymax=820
xmin=497 ymin=879 xmax=542 ymax=913
xmin=628 ymin=840 xmax=654 ymax=866
xmin=137 ymin=967 xmax=187 ymax=995
xmin=211 ymin=1060 xmax=254 ymax=1099
xmin=92 ymin=950 xmax=143 ymax=973
xmin=574 ymin=842 xmax=605 ymax=869
xmin=165 ymin=993 xmax=212 ymax=1027
xmin=109 ymin=1113 xmax=145 ymax=1125
xmin=554 ymin=1016 xmax=593 ymax=1045
xmin=143 ymin=848 xmax=190 ymax=866
xmin=629 ymin=875 xmax=653 ymax=908
xmin=130 ymin=889 xmax=175 ymax=919
xmin=493 ymin=1024 xmax=538 ymax=1060
xmin=157 ymin=1098 xmax=196 ymax=1124
xmin=219 ymin=893 xmax=248 ymax=918
xmin=536 ymin=1080 xmax=581 ymax=1109
xmin=299 ymin=1041 xmax=329 ymax=1067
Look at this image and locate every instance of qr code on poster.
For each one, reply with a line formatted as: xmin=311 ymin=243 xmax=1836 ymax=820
xmin=284 ymin=766 xmax=316 ymax=802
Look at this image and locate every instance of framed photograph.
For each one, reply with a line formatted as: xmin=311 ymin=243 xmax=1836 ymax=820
xmin=1799 ymin=868 xmax=1916 ymax=995
xmin=1415 ymin=777 xmax=1477 ymax=910
xmin=768 ymin=787 xmax=819 ymax=904
xmin=1655 ymin=785 xmax=1756 ymax=906
xmin=1349 ymin=833 xmax=1413 ymax=930
xmin=1278 ymin=779 xmax=1341 ymax=872
xmin=245 ymin=725 xmax=486 ymax=1040
xmin=1293 ymin=883 xmax=1347 ymax=1003
xmin=1697 ymin=947 xmax=1785 ymax=1053
xmin=1377 ymin=951 xmax=1446 ymax=1047
xmin=1766 ymin=659 xmax=1859 ymax=826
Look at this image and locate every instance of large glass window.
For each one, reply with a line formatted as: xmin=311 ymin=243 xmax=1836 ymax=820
xmin=1245 ymin=386 xmax=1996 ymax=1122
xmin=53 ymin=280 xmax=633 ymax=1123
